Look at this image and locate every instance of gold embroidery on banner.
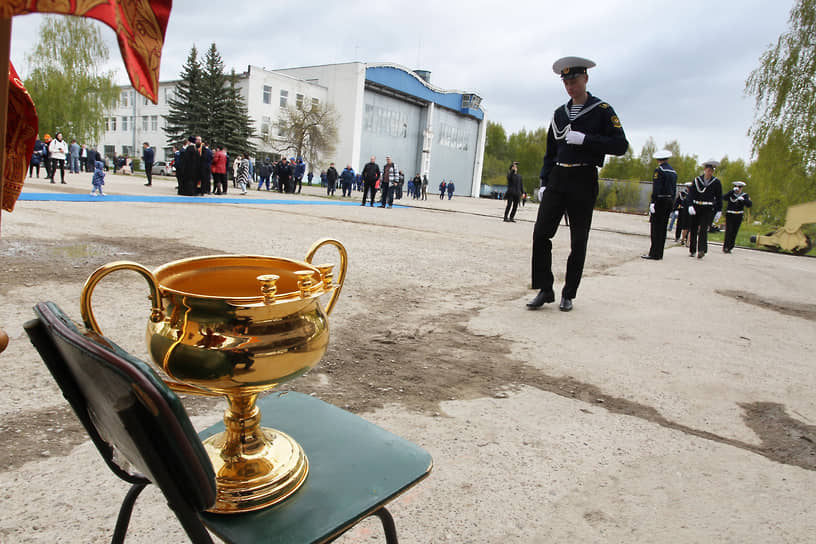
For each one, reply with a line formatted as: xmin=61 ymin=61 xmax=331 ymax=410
xmin=115 ymin=0 xmax=163 ymax=102
xmin=30 ymin=0 xmax=73 ymax=13
xmin=73 ymin=0 xmax=109 ymax=15
xmin=0 ymin=0 xmax=28 ymax=18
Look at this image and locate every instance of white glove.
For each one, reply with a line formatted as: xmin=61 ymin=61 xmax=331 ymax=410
xmin=649 ymin=203 xmax=655 ymax=214
xmin=737 ymin=195 xmax=744 ymax=201
xmin=565 ymin=130 xmax=586 ymax=145
xmin=537 ymin=186 xmax=546 ymax=200
xmin=672 ymin=210 xmax=678 ymax=217
xmin=688 ymin=205 xmax=696 ymax=216
xmin=714 ymin=211 xmax=722 ymax=222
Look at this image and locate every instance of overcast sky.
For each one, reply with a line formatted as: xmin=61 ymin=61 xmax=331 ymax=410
xmin=9 ymin=0 xmax=793 ymax=164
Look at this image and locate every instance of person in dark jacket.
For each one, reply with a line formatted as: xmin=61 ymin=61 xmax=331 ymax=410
xmin=177 ymin=136 xmax=200 ymax=196
xmin=721 ymin=181 xmax=753 ymax=253
xmin=504 ymin=162 xmax=523 ymax=222
xmin=326 ymin=162 xmax=339 ymax=196
xmin=142 ymin=142 xmax=155 ymax=186
xmin=276 ymin=158 xmax=292 ymax=193
xmin=294 ymin=157 xmax=306 ymax=193
xmin=686 ymin=159 xmax=723 ymax=259
xmin=528 ymin=56 xmax=629 ymax=312
xmin=673 ymin=182 xmax=692 ymax=245
xmin=29 ymin=135 xmax=44 ymax=178
xmin=642 ymin=150 xmax=677 ymax=260
xmin=340 ymin=164 xmax=355 ymax=197
xmin=198 ymin=139 xmax=213 ymax=194
xmin=360 ymin=156 xmax=381 ymax=206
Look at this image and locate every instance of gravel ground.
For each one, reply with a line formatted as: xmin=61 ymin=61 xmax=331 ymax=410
xmin=1 ymin=171 xmax=815 ymax=543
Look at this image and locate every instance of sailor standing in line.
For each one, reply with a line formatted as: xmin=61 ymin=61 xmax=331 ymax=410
xmin=686 ymin=159 xmax=723 ymax=259
xmin=722 ymin=181 xmax=752 ymax=253
xmin=673 ymin=181 xmax=692 ymax=245
xmin=527 ymin=56 xmax=629 ymax=311
xmin=642 ymin=149 xmax=677 ymax=260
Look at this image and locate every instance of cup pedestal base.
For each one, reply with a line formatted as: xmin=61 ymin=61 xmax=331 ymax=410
xmin=202 ymin=426 xmax=309 ymax=513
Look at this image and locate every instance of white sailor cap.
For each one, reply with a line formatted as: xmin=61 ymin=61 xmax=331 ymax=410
xmin=703 ymin=159 xmax=720 ymax=168
xmin=552 ymin=56 xmax=596 ymax=79
xmin=732 ymin=181 xmax=746 ymax=187
xmin=653 ymin=149 xmax=672 ymax=160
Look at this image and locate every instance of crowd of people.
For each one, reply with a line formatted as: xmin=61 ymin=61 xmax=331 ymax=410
xmin=29 ymin=132 xmax=106 ymax=184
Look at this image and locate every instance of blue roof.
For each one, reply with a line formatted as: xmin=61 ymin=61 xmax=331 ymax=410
xmin=365 ymin=65 xmax=483 ymax=120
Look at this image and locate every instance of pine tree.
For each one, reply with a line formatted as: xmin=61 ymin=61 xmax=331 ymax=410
xmin=164 ymin=46 xmax=207 ymax=146
xmin=201 ymin=44 xmax=229 ymax=148
xmin=220 ymin=70 xmax=256 ymax=155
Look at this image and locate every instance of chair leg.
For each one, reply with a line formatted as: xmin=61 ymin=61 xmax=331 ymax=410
xmin=111 ymin=483 xmax=147 ymax=544
xmin=372 ymin=507 xmax=399 ymax=544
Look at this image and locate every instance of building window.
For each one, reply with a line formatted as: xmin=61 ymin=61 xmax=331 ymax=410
xmin=122 ymin=145 xmax=132 ymax=157
xmin=104 ymin=145 xmax=115 ymax=158
xmin=163 ymin=88 xmax=168 ymax=104
xmin=263 ymin=85 xmax=272 ymax=104
xmin=120 ymin=91 xmax=129 ymax=108
xmin=122 ymin=116 xmax=128 ymax=131
xmin=143 ymin=96 xmax=150 ymax=106
xmin=151 ymin=115 xmax=158 ymax=131
xmin=142 ymin=116 xmax=149 ymax=131
xmin=296 ymin=93 xmax=304 ymax=109
xmin=110 ymin=117 xmax=116 ymax=131
xmin=261 ymin=116 xmax=271 ymax=137
xmin=363 ymin=104 xmax=408 ymax=139
xmin=312 ymin=97 xmax=320 ymax=107
xmin=280 ymin=89 xmax=288 ymax=108
xmin=105 ymin=118 xmax=110 ymax=131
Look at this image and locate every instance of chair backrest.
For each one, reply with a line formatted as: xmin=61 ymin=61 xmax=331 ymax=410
xmin=25 ymin=302 xmax=216 ymax=512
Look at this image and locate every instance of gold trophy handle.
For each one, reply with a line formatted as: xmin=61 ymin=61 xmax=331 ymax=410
xmin=80 ymin=261 xmax=165 ymax=335
xmin=304 ymin=238 xmax=347 ymax=316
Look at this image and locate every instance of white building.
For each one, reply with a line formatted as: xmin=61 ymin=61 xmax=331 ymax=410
xmin=97 ymin=62 xmax=486 ymax=196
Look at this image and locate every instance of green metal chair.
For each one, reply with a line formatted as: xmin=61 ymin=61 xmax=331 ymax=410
xmin=25 ymin=302 xmax=432 ymax=543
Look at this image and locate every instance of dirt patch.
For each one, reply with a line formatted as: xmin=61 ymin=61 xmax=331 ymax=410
xmin=0 ymin=236 xmax=214 ymax=293
xmin=717 ymin=289 xmax=816 ymax=321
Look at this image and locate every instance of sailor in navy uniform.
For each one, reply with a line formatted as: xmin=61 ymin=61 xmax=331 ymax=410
xmin=722 ymin=181 xmax=752 ymax=253
xmin=686 ymin=159 xmax=723 ymax=259
xmin=673 ymin=181 xmax=692 ymax=244
xmin=527 ymin=56 xmax=629 ymax=311
xmin=642 ymin=149 xmax=677 ymax=260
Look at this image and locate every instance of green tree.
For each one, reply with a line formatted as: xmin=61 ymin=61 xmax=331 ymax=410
xmin=484 ymin=121 xmax=508 ymax=160
xmin=200 ymin=44 xmax=229 ymax=147
xmin=745 ymin=0 xmax=816 ymax=170
xmin=164 ymin=45 xmax=255 ymax=153
xmin=164 ymin=46 xmax=207 ymax=146
xmin=24 ymin=16 xmax=119 ymax=143
xmin=748 ymin=128 xmax=816 ymax=222
xmin=221 ymin=70 xmax=257 ymax=155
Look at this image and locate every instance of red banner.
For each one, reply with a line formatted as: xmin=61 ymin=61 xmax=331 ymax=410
xmin=4 ymin=0 xmax=172 ymax=104
xmin=2 ymin=61 xmax=37 ymax=212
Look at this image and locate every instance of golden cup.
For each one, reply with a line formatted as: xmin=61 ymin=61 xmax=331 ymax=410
xmin=80 ymin=238 xmax=347 ymax=513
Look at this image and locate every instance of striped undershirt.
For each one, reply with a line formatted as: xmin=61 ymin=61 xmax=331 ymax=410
xmin=568 ymin=103 xmax=584 ymax=120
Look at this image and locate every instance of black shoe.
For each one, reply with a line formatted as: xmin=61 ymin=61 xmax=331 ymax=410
xmin=697 ymin=252 xmax=705 ymax=259
xmin=509 ymin=219 xmax=516 ymax=222
xmin=559 ymin=297 xmax=573 ymax=312
xmin=144 ymin=183 xmax=152 ymax=186
xmin=378 ymin=205 xmax=385 ymax=208
xmin=641 ymin=255 xmax=656 ymax=260
xmin=689 ymin=252 xmax=695 ymax=258
xmin=526 ymin=289 xmax=555 ymax=309
xmin=503 ymin=218 xmax=508 ymax=222
xmin=361 ymin=202 xmax=366 ymax=206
